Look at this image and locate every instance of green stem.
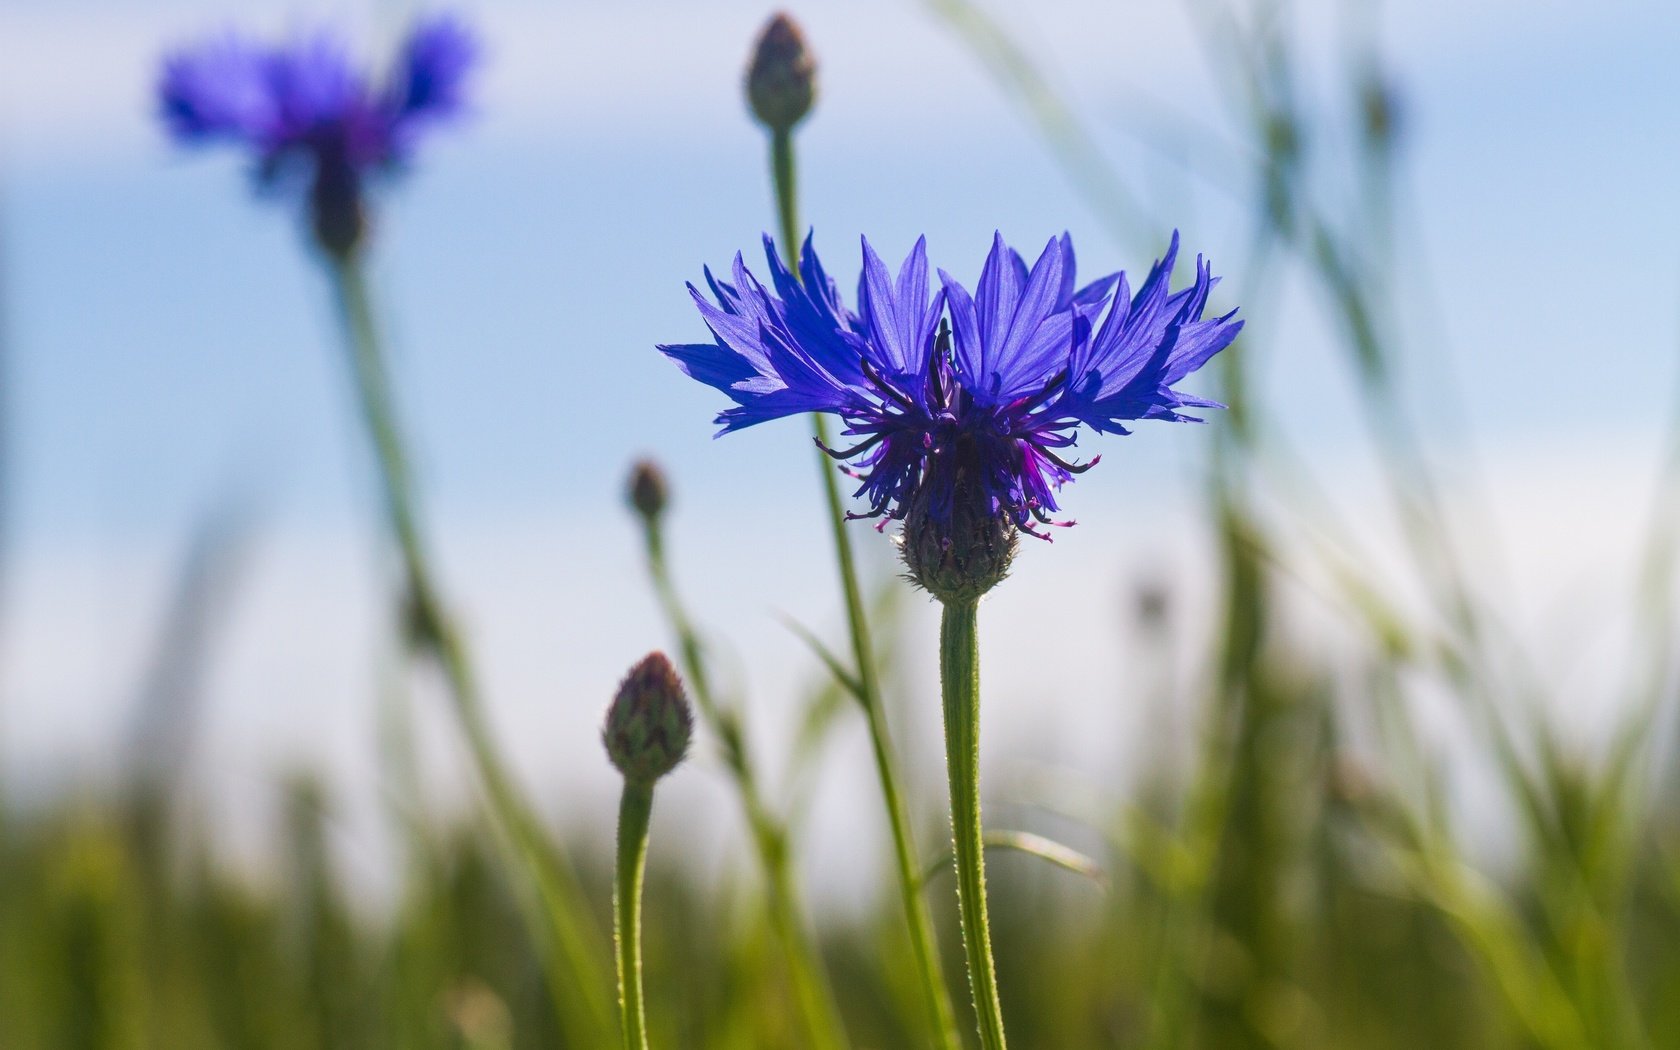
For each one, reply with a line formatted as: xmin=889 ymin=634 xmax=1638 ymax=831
xmin=770 ymin=129 xmax=800 ymax=266
xmin=763 ymin=839 xmax=847 ymax=1050
xmin=325 ymin=254 xmax=613 ymax=1044
xmin=940 ymin=600 xmax=1007 ymax=1050
xmin=638 ymin=519 xmax=848 ymax=1050
xmin=771 ymin=126 xmax=963 ymax=1050
xmin=615 ymin=781 xmax=654 ymax=1050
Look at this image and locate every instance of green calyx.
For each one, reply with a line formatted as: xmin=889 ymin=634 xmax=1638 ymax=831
xmin=899 ymin=480 xmax=1018 ymax=605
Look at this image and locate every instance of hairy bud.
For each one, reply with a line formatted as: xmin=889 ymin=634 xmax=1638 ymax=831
xmin=626 ymin=459 xmax=669 ymax=522
xmin=898 ymin=461 xmax=1018 ymax=605
xmin=603 ymin=653 xmax=693 ymax=784
xmin=745 ymin=13 xmax=816 ymax=134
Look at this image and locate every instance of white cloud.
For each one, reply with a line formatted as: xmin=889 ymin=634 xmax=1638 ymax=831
xmin=2 ymin=0 xmax=1640 ymax=164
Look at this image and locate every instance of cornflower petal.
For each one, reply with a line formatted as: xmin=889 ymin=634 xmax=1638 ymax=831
xmin=156 ymin=14 xmax=478 ymax=246
xmin=660 ymin=229 xmax=1240 ymax=537
xmin=658 ymin=235 xmax=874 ymax=434
xmin=857 ymin=236 xmax=942 ymax=396
xmin=386 ymin=15 xmax=478 ymax=126
xmin=159 ymin=33 xmax=276 ymax=143
xmin=1060 ymin=231 xmax=1243 ymax=433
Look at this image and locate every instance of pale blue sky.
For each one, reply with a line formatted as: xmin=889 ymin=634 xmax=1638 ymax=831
xmin=6 ymin=0 xmax=1678 ymax=548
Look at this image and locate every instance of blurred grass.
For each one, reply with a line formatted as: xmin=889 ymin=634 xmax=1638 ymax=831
xmin=5 ymin=637 xmax=1680 ymax=1050
xmin=5 ymin=0 xmax=1680 ymax=1047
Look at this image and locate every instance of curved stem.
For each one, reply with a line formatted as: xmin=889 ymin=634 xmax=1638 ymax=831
xmin=638 ymin=517 xmax=848 ymax=1050
xmin=615 ymin=781 xmax=654 ymax=1050
xmin=772 ymin=127 xmax=963 ymax=1050
xmin=325 ymin=254 xmax=613 ymax=1044
xmin=940 ymin=600 xmax=1007 ymax=1050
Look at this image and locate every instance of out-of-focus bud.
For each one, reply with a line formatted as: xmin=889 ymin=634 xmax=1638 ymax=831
xmin=1359 ymin=75 xmax=1402 ymax=149
xmin=1264 ymin=112 xmax=1300 ymax=162
xmin=626 ymin=458 xmax=669 ymax=522
xmin=746 ymin=12 xmax=816 ymax=134
xmin=445 ymin=980 xmax=513 ymax=1047
xmin=1327 ymin=756 xmax=1374 ymax=808
xmin=310 ymin=162 xmax=367 ymax=259
xmin=603 ymin=653 xmax=693 ymax=784
xmin=1134 ymin=580 xmax=1171 ymax=631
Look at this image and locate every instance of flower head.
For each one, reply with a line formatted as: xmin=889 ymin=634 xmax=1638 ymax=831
xmin=658 ymin=232 xmax=1240 ymax=597
xmin=158 ymin=15 xmax=478 ymax=255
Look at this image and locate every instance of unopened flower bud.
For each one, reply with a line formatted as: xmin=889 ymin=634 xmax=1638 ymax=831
xmin=899 ymin=469 xmax=1018 ymax=605
xmin=1328 ymin=756 xmax=1375 ymax=808
xmin=745 ymin=13 xmax=816 ymax=134
xmin=603 ymin=653 xmax=693 ymax=784
xmin=626 ymin=459 xmax=669 ymax=522
xmin=1134 ymin=580 xmax=1171 ymax=631
xmin=1359 ymin=75 xmax=1401 ymax=148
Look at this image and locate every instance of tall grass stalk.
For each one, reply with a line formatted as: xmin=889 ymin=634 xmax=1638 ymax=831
xmin=324 ymin=253 xmax=612 ymax=1045
xmin=633 ymin=503 xmax=848 ymax=1050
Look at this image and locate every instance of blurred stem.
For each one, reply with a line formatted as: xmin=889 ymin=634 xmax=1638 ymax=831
xmin=1391 ymin=815 xmax=1594 ymax=1050
xmin=771 ymin=125 xmax=963 ymax=1049
xmin=1625 ymin=295 xmax=1680 ymax=732
xmin=919 ymin=830 xmax=1106 ymax=891
xmin=921 ymin=0 xmax=1154 ymax=248
xmin=636 ymin=515 xmax=848 ymax=1050
xmin=940 ymin=600 xmax=1007 ymax=1050
xmin=324 ymin=252 xmax=613 ymax=1045
xmin=614 ymin=781 xmax=654 ymax=1050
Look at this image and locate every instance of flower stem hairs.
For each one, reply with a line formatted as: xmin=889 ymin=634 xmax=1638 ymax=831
xmin=604 ymin=653 xmax=694 ymax=1050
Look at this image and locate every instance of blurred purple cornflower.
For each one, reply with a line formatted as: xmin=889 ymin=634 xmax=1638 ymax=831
xmin=158 ymin=15 xmax=477 ymax=256
xmin=659 ymin=232 xmax=1242 ymax=543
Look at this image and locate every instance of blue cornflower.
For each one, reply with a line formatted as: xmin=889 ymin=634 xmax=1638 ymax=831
xmin=660 ymin=232 xmax=1241 ymax=554
xmin=158 ymin=15 xmax=477 ymax=255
